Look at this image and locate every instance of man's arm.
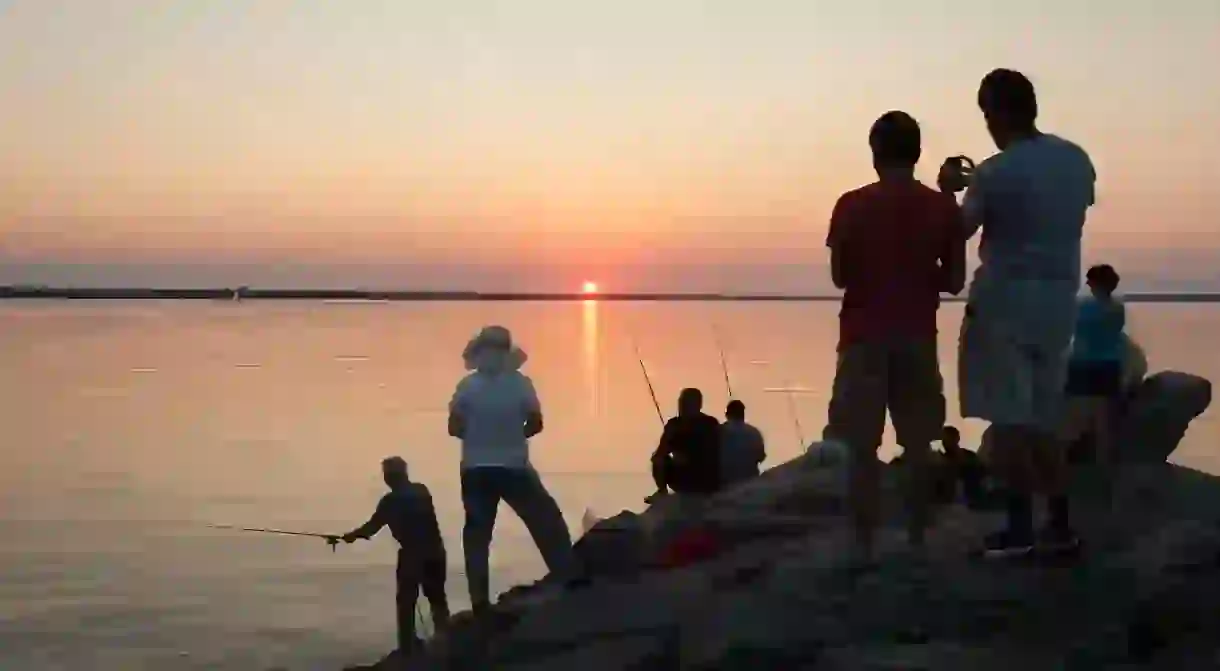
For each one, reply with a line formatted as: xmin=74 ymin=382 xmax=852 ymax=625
xmin=418 ymin=489 xmax=446 ymax=555
xmin=448 ymin=379 xmax=467 ymax=438
xmin=752 ymin=426 xmax=767 ymax=465
xmin=826 ymin=196 xmax=850 ymax=290
xmin=959 ymin=176 xmax=985 ymax=241
xmin=343 ymin=497 xmax=388 ymax=543
xmin=940 ymin=207 xmax=968 ymax=295
xmin=652 ymin=419 xmax=676 ymax=460
xmin=521 ymin=376 xmax=543 ymax=438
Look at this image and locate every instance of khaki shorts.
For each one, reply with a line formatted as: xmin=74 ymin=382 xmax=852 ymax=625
xmin=958 ymin=305 xmax=1069 ymax=430
xmin=825 ymin=338 xmax=946 ymax=454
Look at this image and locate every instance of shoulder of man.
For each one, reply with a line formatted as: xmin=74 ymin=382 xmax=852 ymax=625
xmin=453 ymin=371 xmax=480 ymax=396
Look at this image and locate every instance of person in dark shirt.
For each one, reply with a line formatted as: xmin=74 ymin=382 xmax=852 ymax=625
xmin=938 ymin=426 xmax=990 ymax=509
xmin=341 ymin=456 xmax=450 ymax=654
xmin=645 ymin=388 xmax=722 ymax=503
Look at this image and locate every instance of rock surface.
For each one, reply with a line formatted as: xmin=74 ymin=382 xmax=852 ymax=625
xmin=342 ymin=370 xmax=1215 ymax=671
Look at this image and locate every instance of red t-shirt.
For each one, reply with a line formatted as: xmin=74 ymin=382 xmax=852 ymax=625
xmin=826 ymin=180 xmax=961 ymax=347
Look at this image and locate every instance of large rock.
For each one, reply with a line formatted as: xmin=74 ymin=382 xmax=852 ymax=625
xmin=980 ymin=370 xmax=1212 ymax=467
xmin=336 ymin=373 xmax=1219 ymax=671
xmin=1116 ymin=371 xmax=1212 ymax=463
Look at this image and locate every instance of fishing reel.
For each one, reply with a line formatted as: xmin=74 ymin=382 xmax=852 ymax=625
xmin=326 ymin=536 xmax=340 ymax=552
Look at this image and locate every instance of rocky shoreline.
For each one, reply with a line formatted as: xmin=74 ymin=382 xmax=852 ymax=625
xmin=344 ymin=371 xmax=1214 ymax=670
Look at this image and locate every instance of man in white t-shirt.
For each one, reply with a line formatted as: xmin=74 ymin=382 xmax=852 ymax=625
xmin=938 ymin=69 xmax=1096 ymax=559
xmin=448 ymin=326 xmax=573 ymax=610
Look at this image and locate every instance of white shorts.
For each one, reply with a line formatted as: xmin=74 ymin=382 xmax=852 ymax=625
xmin=958 ymin=305 xmax=1071 ymax=430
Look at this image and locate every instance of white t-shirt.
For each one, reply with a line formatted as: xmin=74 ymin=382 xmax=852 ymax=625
xmin=962 ymin=134 xmax=1096 ymax=349
xmin=449 ymin=369 xmax=541 ymax=470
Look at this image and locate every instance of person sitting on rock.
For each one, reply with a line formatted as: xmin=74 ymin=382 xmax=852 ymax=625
xmin=937 ymin=426 xmax=991 ymax=509
xmin=341 ymin=456 xmax=450 ymax=656
xmin=646 ymin=388 xmax=723 ymax=504
xmin=720 ymin=399 xmax=767 ymax=487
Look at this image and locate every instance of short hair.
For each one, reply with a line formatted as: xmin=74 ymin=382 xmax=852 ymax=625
xmin=869 ymin=111 xmax=922 ymax=167
xmin=1086 ymin=264 xmax=1120 ymax=292
xmin=381 ymin=456 xmax=408 ymax=476
xmin=942 ymin=425 xmax=960 ymax=441
xmin=678 ymin=387 xmax=703 ymax=407
xmin=978 ymin=69 xmax=1038 ymax=126
xmin=726 ymin=399 xmax=745 ymax=418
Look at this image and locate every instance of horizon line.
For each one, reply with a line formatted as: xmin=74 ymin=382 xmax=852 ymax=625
xmin=4 ymin=286 xmax=1220 ymax=303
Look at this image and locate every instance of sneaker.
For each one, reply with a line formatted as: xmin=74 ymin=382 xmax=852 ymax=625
xmin=1036 ymin=525 xmax=1082 ymax=556
xmin=977 ymin=529 xmax=1035 ymax=560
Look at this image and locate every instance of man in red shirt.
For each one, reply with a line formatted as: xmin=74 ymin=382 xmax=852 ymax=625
xmin=825 ymin=111 xmax=967 ymax=565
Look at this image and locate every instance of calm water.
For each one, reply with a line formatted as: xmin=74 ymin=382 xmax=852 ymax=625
xmin=2 ymin=301 xmax=1216 ymax=670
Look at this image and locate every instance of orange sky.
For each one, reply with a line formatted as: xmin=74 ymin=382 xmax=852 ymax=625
xmin=1 ymin=1 xmax=1218 ymax=291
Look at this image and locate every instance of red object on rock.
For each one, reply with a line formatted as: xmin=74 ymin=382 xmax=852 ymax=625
xmin=657 ymin=527 xmax=722 ymax=568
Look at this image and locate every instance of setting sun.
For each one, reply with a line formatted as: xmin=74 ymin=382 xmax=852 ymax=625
xmin=582 ymin=281 xmax=599 ymax=294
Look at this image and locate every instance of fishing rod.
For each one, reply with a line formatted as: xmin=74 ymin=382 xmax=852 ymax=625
xmin=208 ymin=524 xmax=341 ymax=551
xmin=783 ymin=380 xmax=807 ymax=451
xmin=711 ymin=324 xmax=733 ymax=400
xmin=633 ymin=342 xmax=666 ymax=426
xmin=210 ymin=524 xmax=436 ymax=639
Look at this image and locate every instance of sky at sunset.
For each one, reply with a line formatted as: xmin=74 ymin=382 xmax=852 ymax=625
xmin=1 ymin=1 xmax=1218 ymax=292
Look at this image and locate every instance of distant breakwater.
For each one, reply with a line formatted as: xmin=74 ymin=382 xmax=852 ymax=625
xmin=2 ymin=287 xmax=1219 ymax=303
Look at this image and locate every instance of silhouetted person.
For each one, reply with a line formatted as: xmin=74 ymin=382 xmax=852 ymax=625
xmin=938 ymin=426 xmax=990 ymax=509
xmin=720 ymin=400 xmax=766 ymax=486
xmin=341 ymin=457 xmax=449 ymax=655
xmin=646 ymin=388 xmax=722 ymax=503
xmin=1062 ymin=265 xmax=1126 ymax=465
xmin=448 ymin=326 xmax=573 ymax=612
xmin=824 ymin=110 xmax=966 ymax=566
xmin=939 ymin=69 xmax=1096 ymax=558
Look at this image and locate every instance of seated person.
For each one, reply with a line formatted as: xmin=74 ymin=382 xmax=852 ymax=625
xmin=720 ymin=400 xmax=766 ymax=487
xmin=937 ymin=426 xmax=991 ymax=509
xmin=646 ymin=388 xmax=722 ymax=503
xmin=900 ymin=426 xmax=990 ymax=508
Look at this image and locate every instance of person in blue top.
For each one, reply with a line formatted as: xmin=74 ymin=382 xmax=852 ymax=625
xmin=1062 ymin=264 xmax=1126 ymax=470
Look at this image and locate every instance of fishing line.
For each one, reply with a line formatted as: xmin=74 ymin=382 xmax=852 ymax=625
xmin=711 ymin=324 xmax=733 ymax=400
xmin=783 ymin=381 xmax=807 ymax=450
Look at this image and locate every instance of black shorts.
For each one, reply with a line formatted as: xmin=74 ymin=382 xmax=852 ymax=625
xmin=1065 ymin=360 xmax=1122 ymax=398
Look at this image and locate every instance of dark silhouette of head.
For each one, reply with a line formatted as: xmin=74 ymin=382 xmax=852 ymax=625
xmin=382 ymin=456 xmax=409 ymax=489
xmin=725 ymin=399 xmax=745 ymax=421
xmin=978 ymin=69 xmax=1038 ymax=150
xmin=678 ymin=388 xmax=703 ymax=416
xmin=869 ymin=111 xmax=921 ymax=176
xmin=1086 ymin=264 xmax=1120 ymax=297
xmin=941 ymin=425 xmax=961 ymax=452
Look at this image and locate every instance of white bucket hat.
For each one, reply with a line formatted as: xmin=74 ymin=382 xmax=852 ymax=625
xmin=462 ymin=325 xmax=528 ymax=372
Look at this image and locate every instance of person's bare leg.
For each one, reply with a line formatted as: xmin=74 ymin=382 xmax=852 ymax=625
xmin=1090 ymin=399 xmax=1116 ymax=506
xmin=848 ymin=446 xmax=881 ymax=562
xmin=900 ymin=441 xmax=932 ymax=548
xmin=980 ymin=424 xmax=1038 ymax=557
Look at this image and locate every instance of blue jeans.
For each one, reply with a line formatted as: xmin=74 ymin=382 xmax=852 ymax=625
xmin=460 ymin=466 xmax=574 ymax=606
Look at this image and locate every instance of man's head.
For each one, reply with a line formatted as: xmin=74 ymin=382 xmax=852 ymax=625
xmin=677 ymin=388 xmax=703 ymax=416
xmin=381 ymin=456 xmax=409 ymax=488
xmin=869 ymin=111 xmax=921 ymax=175
xmin=1086 ymin=264 xmax=1120 ymax=298
xmin=941 ymin=425 xmax=961 ymax=451
xmin=725 ymin=399 xmax=745 ymax=422
xmin=978 ymin=69 xmax=1038 ymax=150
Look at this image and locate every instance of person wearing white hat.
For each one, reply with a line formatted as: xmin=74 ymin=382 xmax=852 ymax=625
xmin=448 ymin=325 xmax=573 ymax=611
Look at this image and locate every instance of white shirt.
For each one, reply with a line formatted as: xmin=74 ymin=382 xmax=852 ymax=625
xmin=449 ymin=369 xmax=541 ymax=470
xmin=962 ymin=134 xmax=1096 ymax=348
